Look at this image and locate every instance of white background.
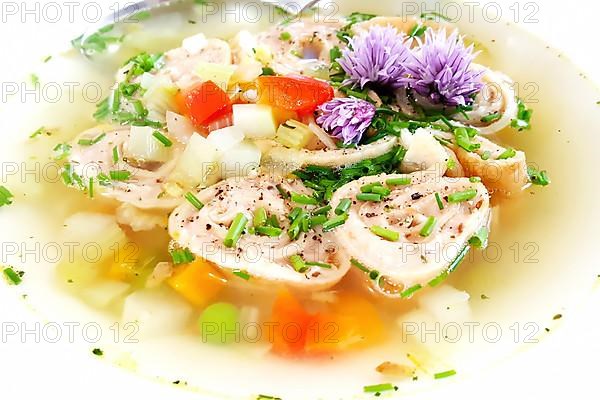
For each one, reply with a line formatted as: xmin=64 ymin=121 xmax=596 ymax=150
xmin=1 ymin=1 xmax=599 ymax=399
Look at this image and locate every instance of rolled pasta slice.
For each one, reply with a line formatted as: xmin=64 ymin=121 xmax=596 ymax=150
xmin=264 ymin=136 xmax=398 ymax=173
xmin=454 ymin=135 xmax=530 ymax=196
xmin=454 ymin=64 xmax=518 ymax=135
xmin=353 ymin=16 xmax=450 ymax=38
xmin=168 ymin=175 xmax=349 ymax=291
xmin=67 ymin=126 xmax=185 ymax=210
xmin=330 ymin=172 xmax=491 ymax=297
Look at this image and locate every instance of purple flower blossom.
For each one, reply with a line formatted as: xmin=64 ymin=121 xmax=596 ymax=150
xmin=338 ymin=25 xmax=412 ymax=90
xmin=401 ymin=29 xmax=483 ymax=107
xmin=316 ymin=97 xmax=376 ymax=145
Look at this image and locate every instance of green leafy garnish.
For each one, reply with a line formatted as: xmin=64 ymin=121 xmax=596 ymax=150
xmin=434 ymin=369 xmax=456 ymax=379
xmin=233 ymin=269 xmax=251 ymax=281
xmin=92 ymin=348 xmax=104 ymax=356
xmin=408 ymin=24 xmax=428 ymax=38
xmin=185 ymin=192 xmax=204 ymax=210
xmin=468 ymin=227 xmax=489 ymax=248
xmin=0 ymin=186 xmax=14 ymax=207
xmin=170 ymin=248 xmax=195 ymax=265
xmin=511 ymin=98 xmax=533 ymax=131
xmin=71 ymin=25 xmax=123 ymax=54
xmin=363 ymin=383 xmax=396 ymax=393
xmin=527 ymin=166 xmax=551 ymax=186
xmin=3 ymin=267 xmax=23 ymax=285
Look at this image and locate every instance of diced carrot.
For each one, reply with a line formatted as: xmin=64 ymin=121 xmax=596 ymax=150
xmin=167 ymin=259 xmax=227 ymax=308
xmin=270 ymin=289 xmax=313 ymax=355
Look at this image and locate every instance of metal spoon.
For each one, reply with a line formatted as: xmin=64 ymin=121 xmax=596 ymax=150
xmin=78 ymin=0 xmax=321 ymax=57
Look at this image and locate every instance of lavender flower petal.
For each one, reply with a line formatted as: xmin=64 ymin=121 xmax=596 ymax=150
xmin=401 ymin=29 xmax=484 ymax=107
xmin=316 ymin=97 xmax=376 ymax=145
xmin=338 ymin=25 xmax=413 ymax=90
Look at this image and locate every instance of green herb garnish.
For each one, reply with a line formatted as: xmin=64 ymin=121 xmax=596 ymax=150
xmin=3 ymin=267 xmax=23 ymax=285
xmin=497 ymin=148 xmax=516 ymax=160
xmin=185 ymin=192 xmax=204 ymax=211
xmin=434 ymin=369 xmax=456 ymax=379
xmin=233 ymin=269 xmax=251 ymax=281
xmin=447 ymin=189 xmax=477 ymax=203
xmin=109 ymin=170 xmax=131 ymax=181
xmin=370 ymin=225 xmax=399 ymax=242
xmin=527 ymin=166 xmax=550 ymax=186
xmin=0 ymin=186 xmax=14 ymax=207
xmin=468 ymin=227 xmax=489 ymax=248
xmin=152 ymin=131 xmax=173 ymax=147
xmin=419 ymin=216 xmax=437 ymax=237
xmin=511 ymin=98 xmax=533 ymax=131
xmin=170 ymin=248 xmax=195 ymax=265
xmin=224 ymin=213 xmax=248 ymax=248
xmin=363 ymin=383 xmax=395 ymax=393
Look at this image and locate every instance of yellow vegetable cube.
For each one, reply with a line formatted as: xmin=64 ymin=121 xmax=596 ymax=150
xmin=167 ymin=259 xmax=227 ymax=308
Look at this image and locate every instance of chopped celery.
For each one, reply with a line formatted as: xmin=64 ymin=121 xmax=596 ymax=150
xmin=274 ymin=120 xmax=314 ymax=149
xmin=195 ymin=62 xmax=236 ymax=89
xmin=233 ymin=104 xmax=278 ymax=139
xmin=170 ymin=134 xmax=221 ymax=188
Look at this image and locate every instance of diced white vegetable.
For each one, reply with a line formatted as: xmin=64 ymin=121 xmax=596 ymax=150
xmin=275 ymin=120 xmax=314 ymax=149
xmin=80 ymin=280 xmax=130 ymax=308
xmin=195 ymin=62 xmax=236 ymax=89
xmin=182 ymin=33 xmax=208 ymax=54
xmin=122 ymin=287 xmax=193 ymax=338
xmin=56 ymin=213 xmax=128 ymax=285
xmin=166 ymin=111 xmax=195 ymax=144
xmin=219 ymin=140 xmax=262 ymax=178
xmin=207 ymin=126 xmax=245 ymax=152
xmin=124 ymin=126 xmax=173 ymax=163
xmin=231 ymin=62 xmax=263 ymax=84
xmin=253 ymin=45 xmax=273 ymax=65
xmin=142 ymin=75 xmax=178 ymax=117
xmin=400 ymin=128 xmax=449 ymax=174
xmin=418 ymin=285 xmax=472 ymax=324
xmin=233 ymin=104 xmax=278 ymax=139
xmin=169 ymin=134 xmax=221 ymax=188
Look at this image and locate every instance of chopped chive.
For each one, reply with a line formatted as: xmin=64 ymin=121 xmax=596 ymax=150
xmin=279 ymin=31 xmax=292 ymax=41
xmin=257 ymin=395 xmax=281 ymax=400
xmin=52 ymin=143 xmax=71 ymax=160
xmin=386 ymin=177 xmax=411 ymax=186
xmin=447 ymin=189 xmax=477 ymax=203
xmin=169 ymin=248 xmax=195 ymax=265
xmin=276 ymin=184 xmax=289 ymax=199
xmin=497 ymin=148 xmax=516 ymax=160
xmin=109 ymin=170 xmax=131 ymax=181
xmin=233 ymin=269 xmax=251 ymax=280
xmin=224 ymin=213 xmax=248 ymax=248
xmin=288 ymin=207 xmax=301 ymax=222
xmin=288 ymin=210 xmax=308 ymax=240
xmin=428 ymin=271 xmax=449 ymax=287
xmin=0 ymin=186 xmax=14 ymax=207
xmin=469 ymin=176 xmax=481 ymax=183
xmin=448 ymin=245 xmax=471 ymax=273
xmin=356 ymin=193 xmax=382 ymax=202
xmin=43 ymin=55 xmax=52 ymax=63
xmin=361 ymin=182 xmax=384 ymax=193
xmin=481 ymin=151 xmax=491 ymax=160
xmin=481 ymin=113 xmax=502 ymax=123
xmin=152 ymin=131 xmax=173 ymax=147
xmin=254 ymin=207 xmax=268 ymax=227
xmin=363 ymin=383 xmax=395 ymax=393
xmin=335 ymin=198 xmax=352 ymax=215
xmin=88 ymin=177 xmax=94 ymax=199
xmin=434 ymin=192 xmax=444 ymax=210
xmin=290 ymin=255 xmax=308 ymax=273
xmin=3 ymin=267 xmax=23 ymax=285
xmin=454 ymin=127 xmax=480 ymax=152
xmin=132 ymin=100 xmax=148 ymax=117
xmin=527 ymin=166 xmax=550 ymax=186
xmin=309 ymin=214 xmax=328 ymax=227
xmin=268 ymin=214 xmax=281 ymax=228
xmin=255 ymin=226 xmax=283 ymax=237
xmin=78 ymin=132 xmax=106 ymax=146
xmin=322 ymin=213 xmax=348 ymax=232
xmin=312 ymin=205 xmax=332 ymax=215
xmin=468 ymin=227 xmax=489 ymax=248
xmin=408 ymin=23 xmax=428 ymax=38
xmin=185 ymin=192 xmax=204 ymax=210
xmin=29 ymin=126 xmax=48 ymax=139
xmin=112 ymin=146 xmax=119 ymax=164
xmin=290 ymin=192 xmax=318 ymax=205
xmin=371 ymin=186 xmax=391 ymax=197
xmin=419 ymin=216 xmax=436 ymax=237
xmin=401 ymin=284 xmax=423 ymax=298
xmin=350 ymin=258 xmax=370 ymax=273
xmin=369 ymin=270 xmax=380 ymax=280
xmin=434 ymin=370 xmax=456 ymax=379
xmin=92 ymin=348 xmax=104 ymax=356
xmin=370 ymin=225 xmax=400 ymax=242
xmin=110 ymin=88 xmax=121 ymax=113
xmin=305 ymin=261 xmax=332 ymax=269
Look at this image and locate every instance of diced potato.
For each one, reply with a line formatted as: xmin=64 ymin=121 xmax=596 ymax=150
xmin=182 ymin=33 xmax=208 ymax=54
xmin=80 ymin=280 xmax=130 ymax=308
xmin=169 ymin=134 xmax=221 ymax=188
xmin=195 ymin=62 xmax=236 ymax=89
xmin=233 ymin=104 xmax=278 ymax=139
xmin=219 ymin=140 xmax=262 ymax=178
xmin=56 ymin=213 xmax=128 ymax=286
xmin=400 ymin=128 xmax=449 ymax=174
xmin=275 ymin=120 xmax=314 ymax=149
xmin=207 ymin=126 xmax=245 ymax=152
xmin=124 ymin=126 xmax=173 ymax=163
xmin=167 ymin=259 xmax=227 ymax=308
xmin=122 ymin=287 xmax=193 ymax=338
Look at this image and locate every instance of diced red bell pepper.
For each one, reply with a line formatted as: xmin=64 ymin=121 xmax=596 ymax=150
xmin=176 ymin=81 xmax=232 ymax=130
xmin=257 ymin=75 xmax=334 ymax=114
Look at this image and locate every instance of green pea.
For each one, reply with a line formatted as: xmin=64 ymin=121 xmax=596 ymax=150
xmin=198 ymin=302 xmax=239 ymax=345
